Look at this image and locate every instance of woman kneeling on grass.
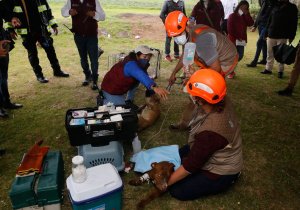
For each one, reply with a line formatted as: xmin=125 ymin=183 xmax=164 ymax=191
xmin=168 ymin=69 xmax=243 ymax=200
xmin=101 ymin=45 xmax=169 ymax=106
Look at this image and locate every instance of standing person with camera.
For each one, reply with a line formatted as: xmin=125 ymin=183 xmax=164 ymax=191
xmin=0 ymin=0 xmax=23 ymax=119
xmin=9 ymin=0 xmax=69 ymax=83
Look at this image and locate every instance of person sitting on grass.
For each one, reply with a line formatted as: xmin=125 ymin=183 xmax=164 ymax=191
xmin=100 ymin=45 xmax=169 ymax=107
xmin=167 ymin=69 xmax=243 ymax=200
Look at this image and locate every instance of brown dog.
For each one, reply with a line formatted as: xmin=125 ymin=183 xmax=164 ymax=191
xmin=129 ymin=161 xmax=175 ymax=210
xmin=138 ymin=92 xmax=161 ymax=131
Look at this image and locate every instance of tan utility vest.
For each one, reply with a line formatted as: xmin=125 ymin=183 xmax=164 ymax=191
xmin=189 ymin=24 xmax=238 ymax=76
xmin=188 ymin=97 xmax=243 ymax=175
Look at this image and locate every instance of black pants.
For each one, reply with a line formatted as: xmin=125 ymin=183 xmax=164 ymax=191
xmin=0 ymin=55 xmax=10 ymax=107
xmin=168 ymin=144 xmax=240 ymax=200
xmin=22 ymin=32 xmax=61 ymax=78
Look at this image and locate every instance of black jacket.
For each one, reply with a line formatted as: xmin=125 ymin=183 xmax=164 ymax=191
xmin=266 ymin=1 xmax=298 ymax=40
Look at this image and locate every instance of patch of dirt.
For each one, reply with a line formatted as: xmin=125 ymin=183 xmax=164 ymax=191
xmin=117 ymin=13 xmax=165 ymax=41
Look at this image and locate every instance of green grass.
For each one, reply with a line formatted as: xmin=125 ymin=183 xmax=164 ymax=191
xmin=1 ymin=1 xmax=300 ymax=209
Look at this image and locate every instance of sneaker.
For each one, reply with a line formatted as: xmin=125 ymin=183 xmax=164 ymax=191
xmin=91 ymin=82 xmax=98 ymax=90
xmin=260 ymin=69 xmax=272 ymax=74
xmin=278 ymin=72 xmax=283 ymax=79
xmin=82 ymin=76 xmax=92 ymax=86
xmin=37 ymin=76 xmax=49 ymax=83
xmin=257 ymin=60 xmax=267 ymax=65
xmin=246 ymin=61 xmax=257 ymax=68
xmin=3 ymin=102 xmax=23 ymax=109
xmin=277 ymin=87 xmax=293 ymax=96
xmin=165 ymin=55 xmax=172 ymax=62
xmin=227 ymin=72 xmax=235 ymax=79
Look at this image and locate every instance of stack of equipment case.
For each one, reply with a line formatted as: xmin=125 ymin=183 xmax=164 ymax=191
xmin=9 ymin=151 xmax=64 ymax=210
xmin=65 ymin=106 xmax=138 ymax=146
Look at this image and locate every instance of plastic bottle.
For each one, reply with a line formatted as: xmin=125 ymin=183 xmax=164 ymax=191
xmin=132 ymin=135 xmax=141 ymax=154
xmin=182 ymin=42 xmax=196 ymax=70
xmin=72 ymin=155 xmax=87 ymax=183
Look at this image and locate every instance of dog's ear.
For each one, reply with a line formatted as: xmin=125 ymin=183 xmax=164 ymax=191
xmin=151 ymin=162 xmax=157 ymax=168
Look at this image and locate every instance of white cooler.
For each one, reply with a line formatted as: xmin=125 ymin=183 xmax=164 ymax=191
xmin=66 ymin=163 xmax=123 ymax=210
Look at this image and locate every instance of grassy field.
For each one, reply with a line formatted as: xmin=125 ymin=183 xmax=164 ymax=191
xmin=1 ymin=0 xmax=300 ymax=209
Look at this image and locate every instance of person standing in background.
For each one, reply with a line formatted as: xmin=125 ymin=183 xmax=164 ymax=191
xmin=0 ymin=0 xmax=23 ymax=119
xmin=10 ymin=0 xmax=70 ymax=83
xmin=190 ymin=0 xmax=224 ymax=33
xmin=160 ymin=0 xmax=186 ymax=62
xmin=247 ymin=0 xmax=275 ymax=68
xmin=220 ymin=0 xmax=238 ymax=34
xmin=227 ymin=0 xmax=254 ymax=79
xmin=260 ymin=0 xmax=298 ymax=79
xmin=61 ymin=0 xmax=105 ymax=90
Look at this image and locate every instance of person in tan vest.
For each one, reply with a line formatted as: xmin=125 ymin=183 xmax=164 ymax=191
xmin=167 ymin=69 xmax=243 ymax=200
xmin=164 ymin=11 xmax=238 ymax=130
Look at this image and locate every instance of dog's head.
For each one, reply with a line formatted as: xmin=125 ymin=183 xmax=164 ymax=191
xmin=148 ymin=161 xmax=175 ymax=192
xmin=145 ymin=93 xmax=160 ymax=106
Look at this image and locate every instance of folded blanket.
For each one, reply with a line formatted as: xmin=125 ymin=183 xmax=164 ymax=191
xmin=16 ymin=140 xmax=49 ymax=176
xmin=130 ymin=145 xmax=181 ymax=173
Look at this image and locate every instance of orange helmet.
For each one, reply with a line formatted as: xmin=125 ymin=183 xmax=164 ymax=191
xmin=165 ymin=11 xmax=188 ymax=37
xmin=186 ymin=69 xmax=226 ymax=104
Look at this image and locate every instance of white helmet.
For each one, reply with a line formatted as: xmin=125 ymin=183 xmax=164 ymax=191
xmin=173 ymin=0 xmax=179 ymax=3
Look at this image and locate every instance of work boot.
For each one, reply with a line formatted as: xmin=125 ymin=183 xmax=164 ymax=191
xmin=54 ymin=69 xmax=69 ymax=77
xmin=277 ymin=87 xmax=293 ymax=96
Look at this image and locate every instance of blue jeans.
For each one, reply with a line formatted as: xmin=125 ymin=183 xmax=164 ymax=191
xmin=0 ymin=55 xmax=10 ymax=106
xmin=168 ymin=144 xmax=240 ymax=200
xmin=252 ymin=24 xmax=267 ymax=63
xmin=74 ymin=34 xmax=98 ymax=82
xmin=165 ymin=34 xmax=179 ymax=56
xmin=236 ymin=46 xmax=244 ymax=61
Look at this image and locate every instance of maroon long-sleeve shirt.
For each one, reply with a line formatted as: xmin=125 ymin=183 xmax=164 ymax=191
xmin=182 ymin=130 xmax=228 ymax=179
xmin=227 ymin=12 xmax=254 ymax=44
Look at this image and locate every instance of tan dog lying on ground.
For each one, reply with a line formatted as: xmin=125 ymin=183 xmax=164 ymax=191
xmin=129 ymin=161 xmax=175 ymax=210
xmin=138 ymin=91 xmax=161 ymax=131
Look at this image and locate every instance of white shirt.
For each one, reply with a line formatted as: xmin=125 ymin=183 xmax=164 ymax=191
xmin=61 ymin=0 xmax=105 ymax=21
xmin=220 ymin=0 xmax=238 ymax=19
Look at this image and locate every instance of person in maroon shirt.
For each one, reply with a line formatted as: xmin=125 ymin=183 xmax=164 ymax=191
xmin=168 ymin=69 xmax=243 ymax=200
xmin=227 ymin=0 xmax=254 ymax=78
xmin=190 ymin=0 xmax=225 ymax=32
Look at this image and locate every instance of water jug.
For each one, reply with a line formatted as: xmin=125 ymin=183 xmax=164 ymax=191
xmin=132 ymin=135 xmax=141 ymax=154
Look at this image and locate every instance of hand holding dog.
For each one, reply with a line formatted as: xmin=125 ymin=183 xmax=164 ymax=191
xmin=152 ymin=87 xmax=169 ymax=100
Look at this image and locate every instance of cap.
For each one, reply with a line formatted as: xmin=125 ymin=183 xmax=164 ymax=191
xmin=134 ymin=45 xmax=154 ymax=55
xmin=72 ymin=155 xmax=84 ymax=165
